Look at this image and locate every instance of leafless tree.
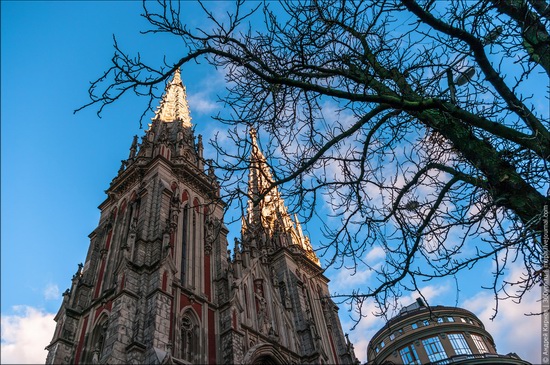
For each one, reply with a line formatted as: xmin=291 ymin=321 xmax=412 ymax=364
xmin=79 ymin=0 xmax=549 ymax=321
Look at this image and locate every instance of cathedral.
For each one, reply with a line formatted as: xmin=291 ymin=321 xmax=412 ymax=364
xmin=45 ymin=69 xmax=358 ymax=365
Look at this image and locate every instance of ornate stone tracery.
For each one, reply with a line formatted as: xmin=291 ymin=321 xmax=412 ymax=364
xmin=45 ymin=69 xmax=357 ymax=365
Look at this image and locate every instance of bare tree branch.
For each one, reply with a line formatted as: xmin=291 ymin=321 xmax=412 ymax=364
xmin=79 ymin=0 xmax=549 ymax=320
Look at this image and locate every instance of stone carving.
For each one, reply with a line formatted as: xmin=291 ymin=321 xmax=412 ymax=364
xmin=255 ymin=288 xmax=269 ymax=334
xmin=205 ymin=219 xmax=215 ymax=255
xmin=72 ymin=263 xmax=83 ymax=280
xmin=279 ymin=281 xmax=292 ymax=309
xmin=270 ymin=266 xmax=278 ymax=287
xmin=45 ymin=69 xmax=358 ymax=365
xmin=129 ymin=135 xmax=138 ymax=159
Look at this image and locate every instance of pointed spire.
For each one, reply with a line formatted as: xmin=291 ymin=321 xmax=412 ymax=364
xmin=153 ymin=68 xmax=192 ymax=127
xmin=244 ymin=128 xmax=320 ymax=266
xmin=248 ymin=127 xmax=276 ymax=203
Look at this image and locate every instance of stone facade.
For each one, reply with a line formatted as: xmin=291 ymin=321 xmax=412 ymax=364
xmin=45 ymin=70 xmax=359 ymax=365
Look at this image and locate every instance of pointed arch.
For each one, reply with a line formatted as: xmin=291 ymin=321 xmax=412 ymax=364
xmin=178 ymin=307 xmax=201 ymax=363
xmin=193 ymin=197 xmax=201 ymax=213
xmin=119 ymin=199 xmax=127 ymax=215
xmin=181 ymin=189 xmax=189 ymax=203
xmin=243 ymin=343 xmax=287 ymax=365
xmin=87 ymin=314 xmax=109 ymax=364
xmin=180 ymin=200 xmax=189 ymax=285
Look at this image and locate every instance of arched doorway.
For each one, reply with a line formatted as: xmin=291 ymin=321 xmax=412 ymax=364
xmin=243 ymin=343 xmax=287 ymax=365
xmin=254 ymin=354 xmax=279 ymax=365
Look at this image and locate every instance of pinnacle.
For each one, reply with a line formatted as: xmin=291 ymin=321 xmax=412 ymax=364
xmin=244 ymin=129 xmax=320 ymax=266
xmin=153 ymin=68 xmax=192 ymax=126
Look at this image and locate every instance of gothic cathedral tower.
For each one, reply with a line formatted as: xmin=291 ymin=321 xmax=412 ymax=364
xmin=46 ymin=70 xmax=358 ymax=365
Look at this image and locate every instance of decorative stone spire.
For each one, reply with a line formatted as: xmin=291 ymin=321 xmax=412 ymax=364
xmin=152 ymin=68 xmax=192 ymax=126
xmin=244 ymin=128 xmax=320 ymax=265
xmin=247 ymin=128 xmax=276 ymax=206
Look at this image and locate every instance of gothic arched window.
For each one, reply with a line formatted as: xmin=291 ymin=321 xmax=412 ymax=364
xmin=179 ymin=312 xmax=199 ymax=363
xmin=88 ymin=316 xmax=108 ymax=364
xmin=180 ymin=205 xmax=188 ymax=285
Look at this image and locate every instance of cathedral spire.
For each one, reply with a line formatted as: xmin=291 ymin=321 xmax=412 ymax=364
xmin=244 ymin=128 xmax=320 ymax=265
xmin=47 ymin=77 xmax=357 ymax=365
xmin=248 ymin=127 xmax=276 ymax=203
xmin=152 ymin=68 xmax=192 ymax=126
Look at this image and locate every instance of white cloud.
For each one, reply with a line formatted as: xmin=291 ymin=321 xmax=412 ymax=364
xmin=332 ymin=264 xmax=380 ymax=291
xmin=330 ymin=248 xmax=387 ymax=291
xmin=462 ymin=266 xmax=541 ymax=364
xmin=43 ymin=283 xmax=60 ymax=301
xmin=1 ymin=305 xmax=56 ymax=364
xmin=188 ymin=68 xmax=227 ymax=115
xmin=365 ymin=246 xmax=386 ymax=262
xmin=188 ymin=93 xmax=218 ymax=114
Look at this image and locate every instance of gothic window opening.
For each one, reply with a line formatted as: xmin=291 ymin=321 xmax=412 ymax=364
xmin=123 ymin=200 xmax=133 ymax=242
xmin=88 ymin=317 xmax=108 ymax=365
xmin=279 ymin=282 xmax=286 ymax=306
xmin=93 ymin=228 xmax=113 ymax=299
xmin=244 ymin=284 xmax=250 ymax=318
xmin=191 ymin=210 xmax=196 ymax=288
xmin=179 ymin=313 xmax=199 ymax=363
xmin=180 ymin=207 xmax=188 ymax=285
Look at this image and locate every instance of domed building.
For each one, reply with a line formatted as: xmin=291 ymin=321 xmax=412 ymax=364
xmin=367 ymin=298 xmax=531 ymax=365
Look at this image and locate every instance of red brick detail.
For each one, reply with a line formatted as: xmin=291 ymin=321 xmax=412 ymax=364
xmin=94 ymin=300 xmax=113 ymax=321
xmin=119 ymin=199 xmax=127 ymax=215
xmin=193 ymin=198 xmax=200 ymax=213
xmin=208 ymin=308 xmax=216 ymax=364
xmin=179 ymin=293 xmax=202 ymax=320
xmin=232 ymin=309 xmax=237 ymax=329
xmin=93 ymin=229 xmax=113 ymax=298
xmin=182 ymin=190 xmax=189 ymax=203
xmin=105 ymin=229 xmax=113 ymax=251
xmin=93 ymin=258 xmax=106 ymax=299
xmin=73 ymin=315 xmax=89 ymax=365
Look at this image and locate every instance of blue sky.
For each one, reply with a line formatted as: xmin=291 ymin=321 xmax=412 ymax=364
xmin=1 ymin=2 xmax=543 ymax=364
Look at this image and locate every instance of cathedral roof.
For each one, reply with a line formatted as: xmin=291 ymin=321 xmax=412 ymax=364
xmin=152 ymin=68 xmax=192 ymax=126
xmin=244 ymin=128 xmax=320 ymax=266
